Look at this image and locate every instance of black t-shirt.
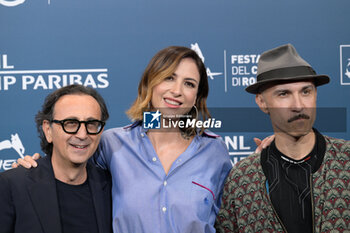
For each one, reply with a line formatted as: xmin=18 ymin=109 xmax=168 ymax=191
xmin=261 ymin=129 xmax=326 ymax=233
xmin=56 ymin=178 xmax=99 ymax=233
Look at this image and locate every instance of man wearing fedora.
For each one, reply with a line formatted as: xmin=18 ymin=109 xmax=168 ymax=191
xmin=215 ymin=44 xmax=350 ymax=233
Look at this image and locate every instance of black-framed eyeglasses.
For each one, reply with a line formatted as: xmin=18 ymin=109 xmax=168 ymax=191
xmin=51 ymin=119 xmax=105 ymax=135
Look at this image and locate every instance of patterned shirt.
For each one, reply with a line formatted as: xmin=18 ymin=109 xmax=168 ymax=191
xmin=261 ymin=130 xmax=325 ymax=233
xmin=215 ymin=130 xmax=350 ymax=233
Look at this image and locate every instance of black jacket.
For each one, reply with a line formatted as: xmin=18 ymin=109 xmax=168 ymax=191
xmin=0 ymin=155 xmax=112 ymax=233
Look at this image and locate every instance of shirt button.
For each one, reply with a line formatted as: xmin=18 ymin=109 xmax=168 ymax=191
xmin=162 ymin=207 xmax=167 ymax=212
xmin=141 ymin=133 xmax=145 ymax=137
xmin=152 ymin=157 xmax=157 ymax=162
xmin=163 ymin=181 xmax=167 ymax=186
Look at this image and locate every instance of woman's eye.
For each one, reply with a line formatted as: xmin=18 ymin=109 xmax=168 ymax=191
xmin=185 ymin=82 xmax=195 ymax=88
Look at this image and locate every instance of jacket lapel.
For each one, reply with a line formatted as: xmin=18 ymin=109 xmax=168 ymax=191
xmin=87 ymin=163 xmax=111 ymax=233
xmin=26 ymin=156 xmax=62 ymax=233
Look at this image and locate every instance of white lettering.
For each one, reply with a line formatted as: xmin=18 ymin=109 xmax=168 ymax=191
xmin=162 ymin=118 xmax=221 ymax=129
xmin=2 ymin=76 xmax=16 ymax=90
xmin=162 ymin=119 xmax=170 ymax=128
xmin=179 ymin=120 xmax=185 ymax=128
xmin=231 ymin=55 xmax=260 ymax=64
xmin=232 ymin=77 xmax=255 ymax=87
xmin=186 ymin=119 xmax=196 ymax=128
xmin=242 ymin=77 xmax=250 ymax=86
xmin=239 ymin=136 xmax=250 ymax=150
xmin=22 ymin=75 xmax=35 ymax=90
xmin=97 ymin=73 xmax=109 ymax=88
xmin=62 ymin=74 xmax=68 ymax=86
xmin=48 ymin=75 xmax=61 ymax=89
xmin=256 ymin=55 xmax=260 ymax=63
xmin=232 ymin=66 xmax=250 ymax=75
xmin=251 ymin=65 xmax=257 ymax=75
xmin=225 ymin=135 xmax=250 ymax=150
xmin=196 ymin=120 xmax=203 ymax=128
xmin=225 ymin=136 xmax=238 ymax=150
xmin=33 ymin=75 xmax=48 ymax=90
xmin=20 ymin=74 xmax=109 ymax=90
xmin=1 ymin=55 xmax=14 ymax=69
xmin=0 ymin=159 xmax=16 ymax=171
xmin=248 ymin=77 xmax=256 ymax=85
xmin=232 ymin=77 xmax=240 ymax=86
xmin=84 ymin=74 xmax=97 ymax=88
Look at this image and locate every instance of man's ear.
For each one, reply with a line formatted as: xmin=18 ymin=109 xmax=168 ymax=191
xmin=255 ymin=94 xmax=269 ymax=114
xmin=42 ymin=120 xmax=53 ymax=143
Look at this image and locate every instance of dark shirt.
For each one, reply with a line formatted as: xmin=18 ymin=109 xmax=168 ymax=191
xmin=261 ymin=129 xmax=326 ymax=233
xmin=56 ymin=178 xmax=99 ymax=233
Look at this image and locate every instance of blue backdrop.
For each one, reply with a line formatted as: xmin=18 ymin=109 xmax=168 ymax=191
xmin=1 ymin=0 xmax=349 ymax=171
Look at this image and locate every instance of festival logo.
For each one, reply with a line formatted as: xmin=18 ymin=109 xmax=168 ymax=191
xmin=340 ymin=45 xmax=350 ymax=85
xmin=0 ymin=133 xmax=25 ymax=171
xmin=0 ymin=0 xmax=25 ymax=7
xmin=190 ymin=42 xmax=260 ymax=92
xmin=191 ymin=43 xmax=223 ymax=80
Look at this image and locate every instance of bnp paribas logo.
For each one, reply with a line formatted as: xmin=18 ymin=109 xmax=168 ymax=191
xmin=143 ymin=110 xmax=161 ymax=129
xmin=340 ymin=45 xmax=350 ymax=85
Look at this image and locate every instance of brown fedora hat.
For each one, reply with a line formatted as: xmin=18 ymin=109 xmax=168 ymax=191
xmin=245 ymin=44 xmax=330 ymax=94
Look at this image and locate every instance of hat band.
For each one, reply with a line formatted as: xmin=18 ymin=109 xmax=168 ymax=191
xmin=257 ymin=66 xmax=316 ymax=82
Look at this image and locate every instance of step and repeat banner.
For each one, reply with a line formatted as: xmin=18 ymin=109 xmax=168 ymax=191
xmin=1 ymin=0 xmax=349 ymax=171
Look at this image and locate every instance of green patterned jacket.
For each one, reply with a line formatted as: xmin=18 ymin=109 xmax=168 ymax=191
xmin=215 ymin=135 xmax=350 ymax=233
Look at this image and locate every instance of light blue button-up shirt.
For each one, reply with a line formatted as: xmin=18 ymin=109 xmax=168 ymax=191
xmin=93 ymin=122 xmax=232 ymax=233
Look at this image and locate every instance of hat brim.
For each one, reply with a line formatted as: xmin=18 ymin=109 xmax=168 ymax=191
xmin=245 ymin=74 xmax=330 ymax=94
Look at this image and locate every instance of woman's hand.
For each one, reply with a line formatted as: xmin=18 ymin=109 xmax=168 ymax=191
xmin=254 ymin=135 xmax=275 ymax=153
xmin=11 ymin=153 xmax=41 ymax=169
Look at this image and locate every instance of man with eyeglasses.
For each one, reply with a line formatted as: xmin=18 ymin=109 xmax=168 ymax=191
xmin=0 ymin=84 xmax=113 ymax=233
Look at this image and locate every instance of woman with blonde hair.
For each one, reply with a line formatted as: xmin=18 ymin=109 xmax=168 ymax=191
xmin=95 ymin=46 xmax=232 ymax=233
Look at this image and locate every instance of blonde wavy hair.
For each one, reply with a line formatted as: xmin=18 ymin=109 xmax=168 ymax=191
xmin=126 ymin=46 xmax=210 ymax=135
